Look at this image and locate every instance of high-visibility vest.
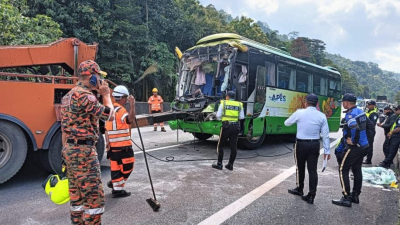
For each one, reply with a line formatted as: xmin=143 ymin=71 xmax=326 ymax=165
xmin=391 ymin=115 xmax=400 ymax=132
xmin=105 ymin=103 xmax=132 ymax=147
xmin=148 ymin=95 xmax=163 ymax=111
xmin=366 ymin=107 xmax=378 ymax=118
xmin=221 ymin=100 xmax=243 ymax=122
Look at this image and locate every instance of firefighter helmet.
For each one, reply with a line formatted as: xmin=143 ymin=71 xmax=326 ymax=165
xmin=42 ymin=174 xmax=70 ymax=205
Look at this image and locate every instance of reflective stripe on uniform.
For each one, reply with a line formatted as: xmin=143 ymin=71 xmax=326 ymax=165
xmin=107 ymin=129 xmax=130 ymax=135
xmin=71 ymin=205 xmax=84 ymax=212
xmin=113 ymin=180 xmax=125 ymax=186
xmin=109 ymin=136 xmax=131 ymax=143
xmin=85 ymin=207 xmax=105 ymax=215
xmin=121 ymin=113 xmax=129 ymax=123
xmin=113 ymin=186 xmax=124 ymax=191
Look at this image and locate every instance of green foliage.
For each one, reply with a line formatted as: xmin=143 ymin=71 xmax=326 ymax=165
xmin=0 ymin=0 xmax=62 ymax=45
xmin=228 ymin=16 xmax=269 ymax=44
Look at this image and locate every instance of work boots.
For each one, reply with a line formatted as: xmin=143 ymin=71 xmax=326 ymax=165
xmin=288 ymin=187 xmax=304 ymax=196
xmin=107 ymin=181 xmax=113 ymax=189
xmin=332 ymin=195 xmax=352 ymax=207
xmin=112 ymin=190 xmax=131 ymax=198
xmin=301 ymin=193 xmax=315 ymax=204
xmin=154 ymin=127 xmax=157 ymax=131
xmin=161 ymin=127 xmax=166 ymax=132
xmin=350 ymin=192 xmax=360 ymax=204
xmin=225 ymin=164 xmax=233 ymax=171
xmin=362 ymin=159 xmax=372 ymax=165
xmin=212 ymin=162 xmax=223 ymax=170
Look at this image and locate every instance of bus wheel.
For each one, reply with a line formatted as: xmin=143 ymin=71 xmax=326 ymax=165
xmin=0 ymin=121 xmax=28 ymax=184
xmin=192 ymin=132 xmax=213 ymax=140
xmin=38 ymin=149 xmax=53 ymax=173
xmin=239 ymin=130 xmax=266 ymax=150
xmin=48 ymin=130 xmax=105 ymax=175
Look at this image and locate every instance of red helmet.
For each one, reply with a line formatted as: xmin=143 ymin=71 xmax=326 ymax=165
xmin=78 ymin=60 xmax=101 ymax=76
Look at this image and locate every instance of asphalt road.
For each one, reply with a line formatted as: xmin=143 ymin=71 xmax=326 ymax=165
xmin=0 ymin=126 xmax=398 ymax=225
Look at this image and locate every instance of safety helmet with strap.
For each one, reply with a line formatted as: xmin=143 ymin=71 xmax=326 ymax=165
xmin=42 ymin=174 xmax=70 ymax=205
xmin=112 ymin=85 xmax=129 ymax=98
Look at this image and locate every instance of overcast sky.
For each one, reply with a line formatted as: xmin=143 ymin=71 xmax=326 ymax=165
xmin=198 ymin=0 xmax=400 ymax=73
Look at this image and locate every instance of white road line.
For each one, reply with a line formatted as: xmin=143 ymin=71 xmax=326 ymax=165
xmin=198 ymin=138 xmax=341 ymax=225
xmin=134 ymin=142 xmax=190 ymax=154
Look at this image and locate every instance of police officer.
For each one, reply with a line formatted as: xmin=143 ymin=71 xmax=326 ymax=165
xmin=284 ymin=93 xmax=330 ymax=204
xmin=61 ymin=60 xmax=114 ymax=224
xmin=105 ymin=85 xmax=136 ymax=198
xmin=332 ymin=93 xmax=369 ymax=207
xmin=378 ymin=105 xmax=400 ymax=168
xmin=377 ymin=107 xmax=396 ymax=159
xmin=212 ymin=91 xmax=244 ymax=171
xmin=363 ymin=100 xmax=379 ymax=164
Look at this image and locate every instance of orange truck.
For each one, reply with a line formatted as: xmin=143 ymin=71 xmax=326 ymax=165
xmin=0 ymin=38 xmax=107 ymax=183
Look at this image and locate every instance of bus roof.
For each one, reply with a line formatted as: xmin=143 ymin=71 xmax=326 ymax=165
xmin=193 ymin=33 xmax=341 ymax=76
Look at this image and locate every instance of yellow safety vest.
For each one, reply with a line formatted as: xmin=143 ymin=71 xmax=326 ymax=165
xmin=391 ymin=115 xmax=400 ymax=132
xmin=221 ymin=100 xmax=243 ymax=122
xmin=366 ymin=107 xmax=378 ymax=118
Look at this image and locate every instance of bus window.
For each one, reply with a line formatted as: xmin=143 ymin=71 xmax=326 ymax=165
xmin=278 ymin=64 xmax=296 ymax=90
xmin=328 ymin=79 xmax=341 ymax=98
xmin=255 ymin=66 xmax=266 ymax=114
xmin=265 ymin=61 xmax=276 ymax=86
xmin=296 ymin=70 xmax=312 ymax=93
xmin=313 ymin=74 xmax=327 ymax=96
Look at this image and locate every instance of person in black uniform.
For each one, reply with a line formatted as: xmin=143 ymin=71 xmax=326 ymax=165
xmin=212 ymin=91 xmax=245 ymax=171
xmin=377 ymin=107 xmax=396 ymax=159
xmin=363 ymin=100 xmax=379 ymax=164
xmin=378 ymin=105 xmax=400 ymax=169
xmin=332 ymin=94 xmax=369 ymax=207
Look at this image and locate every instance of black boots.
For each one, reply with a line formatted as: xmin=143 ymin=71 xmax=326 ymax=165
xmin=112 ymin=190 xmax=131 ymax=198
xmin=107 ymin=181 xmax=113 ymax=189
xmin=350 ymin=192 xmax=360 ymax=204
xmin=332 ymin=195 xmax=352 ymax=207
xmin=301 ymin=193 xmax=315 ymax=204
xmin=225 ymin=164 xmax=233 ymax=171
xmin=212 ymin=162 xmax=223 ymax=170
xmin=362 ymin=159 xmax=372 ymax=164
xmin=288 ymin=187 xmax=304 ymax=196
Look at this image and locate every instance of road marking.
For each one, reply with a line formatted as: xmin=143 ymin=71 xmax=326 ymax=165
xmin=198 ymin=138 xmax=341 ymax=225
xmin=135 ymin=143 xmax=186 ymax=154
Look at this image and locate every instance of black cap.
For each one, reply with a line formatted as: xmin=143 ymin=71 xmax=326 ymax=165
xmin=342 ymin=93 xmax=357 ymax=102
xmin=227 ymin=91 xmax=236 ymax=99
xmin=395 ymin=105 xmax=400 ymax=111
xmin=367 ymin=100 xmax=376 ymax=105
xmin=384 ymin=106 xmax=392 ymax=111
xmin=306 ymin=93 xmax=318 ymax=104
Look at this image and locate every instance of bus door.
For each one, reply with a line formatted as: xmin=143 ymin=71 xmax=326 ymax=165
xmin=251 ymin=65 xmax=267 ymax=136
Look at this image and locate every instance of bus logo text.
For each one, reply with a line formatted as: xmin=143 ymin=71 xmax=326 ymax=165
xmin=269 ymin=94 xmax=286 ymax=103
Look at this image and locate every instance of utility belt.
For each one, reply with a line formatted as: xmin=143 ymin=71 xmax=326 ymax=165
xmin=110 ymin=146 xmax=133 ymax=151
xmin=66 ymin=139 xmax=95 ymax=146
xmin=296 ymin=138 xmax=319 ymax=142
xmin=222 ymin=121 xmax=239 ymax=128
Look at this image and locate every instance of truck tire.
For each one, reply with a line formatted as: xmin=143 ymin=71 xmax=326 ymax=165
xmin=192 ymin=132 xmax=213 ymax=140
xmin=0 ymin=121 xmax=28 ymax=184
xmin=48 ymin=130 xmax=105 ymax=175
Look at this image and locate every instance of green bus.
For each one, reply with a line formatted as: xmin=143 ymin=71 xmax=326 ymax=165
xmin=169 ymin=33 xmax=341 ymax=149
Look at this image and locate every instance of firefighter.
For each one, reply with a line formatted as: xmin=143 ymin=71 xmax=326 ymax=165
xmin=363 ymin=100 xmax=378 ymax=164
xmin=61 ymin=60 xmax=114 ymax=225
xmin=105 ymin=85 xmax=136 ymax=198
xmin=212 ymin=91 xmax=244 ymax=171
xmin=148 ymin=88 xmax=166 ymax=132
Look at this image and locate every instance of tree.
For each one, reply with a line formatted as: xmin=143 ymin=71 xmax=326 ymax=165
xmin=228 ymin=16 xmax=269 ymax=44
xmin=290 ymin=38 xmax=311 ymax=62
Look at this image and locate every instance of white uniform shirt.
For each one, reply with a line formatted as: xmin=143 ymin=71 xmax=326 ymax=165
xmin=284 ymin=106 xmax=330 ymax=154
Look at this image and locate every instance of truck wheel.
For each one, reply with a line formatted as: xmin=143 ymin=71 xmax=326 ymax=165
xmin=0 ymin=121 xmax=28 ymax=184
xmin=39 ymin=149 xmax=53 ymax=173
xmin=48 ymin=130 xmax=105 ymax=175
xmin=192 ymin=132 xmax=213 ymax=140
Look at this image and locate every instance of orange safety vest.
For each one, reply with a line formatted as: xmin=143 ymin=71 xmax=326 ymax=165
xmin=148 ymin=95 xmax=163 ymax=111
xmin=105 ymin=103 xmax=132 ymax=147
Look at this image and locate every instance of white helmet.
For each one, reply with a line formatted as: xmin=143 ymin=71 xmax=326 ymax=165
xmin=112 ymin=85 xmax=129 ymax=97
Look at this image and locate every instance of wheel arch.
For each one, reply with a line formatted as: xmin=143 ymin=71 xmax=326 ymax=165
xmin=42 ymin=122 xmax=61 ymax=150
xmin=0 ymin=114 xmax=38 ymax=150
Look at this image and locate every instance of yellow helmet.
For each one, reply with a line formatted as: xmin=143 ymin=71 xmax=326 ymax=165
xmin=42 ymin=174 xmax=70 ymax=205
xmin=152 ymin=88 xmax=158 ymax=93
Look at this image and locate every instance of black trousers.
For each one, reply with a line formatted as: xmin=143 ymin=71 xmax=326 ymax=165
xmin=295 ymin=141 xmax=320 ymax=195
xmin=383 ymin=135 xmax=390 ymax=158
xmin=339 ymin=147 xmax=368 ymax=196
xmin=366 ymin=137 xmax=375 ymax=161
xmin=217 ymin=124 xmax=239 ymax=165
xmin=383 ymin=135 xmax=400 ymax=165
xmin=335 ymin=150 xmax=343 ymax=167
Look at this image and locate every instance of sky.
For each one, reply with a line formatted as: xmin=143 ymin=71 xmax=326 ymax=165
xmin=198 ymin=0 xmax=400 ymax=73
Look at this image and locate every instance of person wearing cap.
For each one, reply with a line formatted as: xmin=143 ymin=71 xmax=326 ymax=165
xmin=284 ymin=93 xmax=330 ymax=204
xmin=148 ymin=88 xmax=166 ymax=132
xmin=105 ymin=85 xmax=136 ymax=198
xmin=212 ymin=91 xmax=244 ymax=171
xmin=377 ymin=107 xmax=397 ymax=158
xmin=332 ymin=93 xmax=369 ymax=207
xmin=60 ymin=60 xmax=114 ymax=224
xmin=378 ymin=105 xmax=400 ymax=169
xmin=363 ymin=100 xmax=379 ymax=164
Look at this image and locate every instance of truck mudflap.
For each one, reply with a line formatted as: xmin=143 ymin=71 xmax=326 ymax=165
xmin=133 ymin=111 xmax=188 ymax=127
